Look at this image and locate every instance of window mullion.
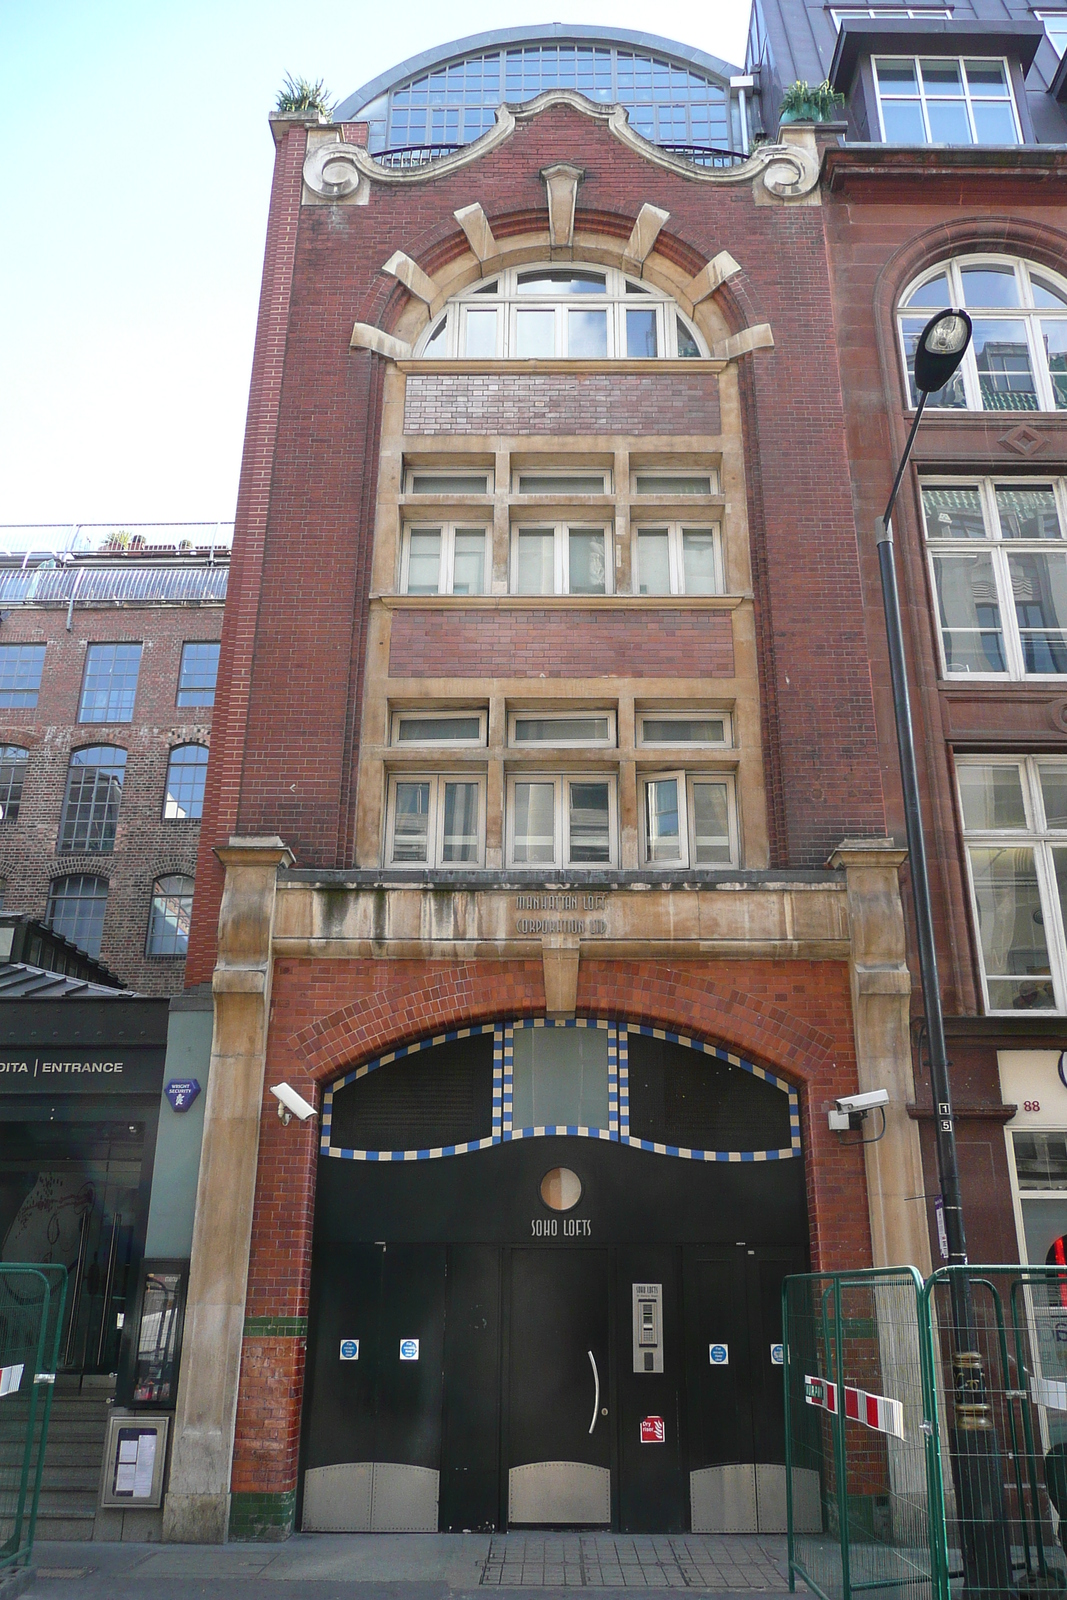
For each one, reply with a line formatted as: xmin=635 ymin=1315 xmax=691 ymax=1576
xmin=995 ymin=546 xmax=1025 ymax=679
xmin=1028 ymin=315 xmax=1057 ymax=412
xmin=442 ymin=525 xmax=454 ymax=595
xmin=431 ymin=775 xmax=445 ymax=868
xmin=1036 ymin=840 xmax=1067 ymax=1012
xmin=555 ymin=776 xmax=565 ymax=867
xmin=557 ymin=524 xmax=568 ymax=595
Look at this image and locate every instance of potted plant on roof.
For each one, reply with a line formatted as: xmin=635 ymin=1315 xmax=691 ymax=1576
xmin=778 ymin=79 xmax=845 ymax=125
xmin=273 ymin=74 xmax=334 ymax=121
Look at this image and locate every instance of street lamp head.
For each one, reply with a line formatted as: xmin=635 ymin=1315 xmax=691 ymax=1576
xmin=914 ymin=308 xmax=972 ymax=393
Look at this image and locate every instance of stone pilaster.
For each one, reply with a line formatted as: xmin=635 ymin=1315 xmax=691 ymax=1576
xmin=163 ymin=837 xmax=293 ymax=1544
xmin=829 ymin=839 xmax=932 ymax=1274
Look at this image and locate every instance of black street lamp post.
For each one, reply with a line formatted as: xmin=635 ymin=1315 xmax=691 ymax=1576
xmin=877 ymin=307 xmax=1013 ymax=1597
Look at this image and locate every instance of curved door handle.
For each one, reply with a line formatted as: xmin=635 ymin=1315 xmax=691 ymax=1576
xmin=588 ymin=1349 xmax=600 ymax=1435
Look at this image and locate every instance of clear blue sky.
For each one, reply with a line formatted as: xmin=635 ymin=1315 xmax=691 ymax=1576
xmin=0 ymin=0 xmax=750 ymax=526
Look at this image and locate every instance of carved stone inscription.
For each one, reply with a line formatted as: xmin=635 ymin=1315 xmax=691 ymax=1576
xmin=513 ymin=892 xmax=608 ymax=936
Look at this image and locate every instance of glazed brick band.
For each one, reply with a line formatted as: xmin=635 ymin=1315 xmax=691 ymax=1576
xmin=403 ymin=371 xmax=721 ymax=435
xmin=389 ymin=607 xmax=734 ymax=678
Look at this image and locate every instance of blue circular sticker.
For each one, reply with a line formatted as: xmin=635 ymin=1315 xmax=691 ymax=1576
xmin=339 ymin=1339 xmax=359 ymax=1361
xmin=709 ymin=1343 xmax=729 ymax=1365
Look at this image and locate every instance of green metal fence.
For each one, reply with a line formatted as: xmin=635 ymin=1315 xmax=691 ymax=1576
xmin=785 ymin=1265 xmax=1067 ymax=1600
xmin=0 ymin=1263 xmax=67 ymax=1571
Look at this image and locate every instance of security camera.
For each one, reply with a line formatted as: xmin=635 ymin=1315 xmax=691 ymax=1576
xmin=270 ymin=1082 xmax=317 ymax=1125
xmin=829 ymin=1088 xmax=889 ymax=1133
xmin=835 ymin=1090 xmax=890 ymax=1115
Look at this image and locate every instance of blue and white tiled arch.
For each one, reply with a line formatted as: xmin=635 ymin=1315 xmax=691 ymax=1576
xmin=320 ymin=1017 xmax=801 ymax=1165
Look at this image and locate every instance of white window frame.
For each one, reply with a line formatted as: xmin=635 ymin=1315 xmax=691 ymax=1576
xmin=508 ymin=710 xmax=617 ymax=747
xmin=873 ymin=55 xmax=1022 ymax=147
xmin=633 ymin=523 xmax=725 ymax=596
xmin=404 ymin=467 xmax=493 ymax=495
xmin=512 ymin=469 xmax=613 ymax=495
xmin=1035 ymin=13 xmax=1067 ymax=57
xmin=400 ymin=523 xmax=490 ymax=595
xmin=385 ymin=771 xmax=486 ymax=868
xmin=898 ymin=255 xmax=1067 ymax=412
xmin=637 ymin=710 xmax=733 ymax=747
xmin=510 ymin=524 xmax=614 ymax=595
xmin=631 ymin=470 xmax=720 ymax=496
xmin=639 ymin=771 xmax=739 ymax=868
xmin=413 ymin=264 xmax=708 ymax=361
xmin=956 ymin=755 xmax=1067 ymax=1014
xmin=391 ymin=709 xmax=488 ymax=747
xmin=920 ymin=476 xmax=1067 ymax=680
xmin=832 ymin=7 xmax=951 ymax=22
xmin=505 ymin=773 xmax=619 ymax=868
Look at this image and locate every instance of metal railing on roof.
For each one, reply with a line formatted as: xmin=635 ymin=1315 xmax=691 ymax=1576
xmin=373 ymin=143 xmax=464 ymax=167
xmin=658 ymin=143 xmax=748 ymax=167
xmin=0 ymin=565 xmax=229 ymax=607
xmin=0 ymin=522 xmax=234 ymax=563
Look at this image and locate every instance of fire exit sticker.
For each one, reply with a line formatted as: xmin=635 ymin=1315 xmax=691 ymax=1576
xmin=399 ymin=1339 xmax=420 ymax=1361
xmin=640 ymin=1416 xmax=666 ymax=1444
xmin=339 ymin=1340 xmax=359 ymax=1361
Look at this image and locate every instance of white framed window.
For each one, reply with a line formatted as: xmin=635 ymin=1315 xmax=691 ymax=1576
xmin=873 ymin=56 xmax=1021 ymax=146
xmin=899 ymin=255 xmax=1067 ymax=411
xmin=637 ymin=711 xmax=732 ymax=747
xmin=404 ymin=467 xmax=493 ymax=495
xmin=511 ymin=525 xmax=612 ymax=595
xmin=513 ymin=469 xmax=612 ymax=495
xmin=832 ymin=7 xmax=951 ymax=23
xmin=401 ymin=525 xmax=489 ymax=595
xmin=386 ymin=773 xmax=485 ymax=867
xmin=640 ymin=772 xmax=738 ymax=867
xmin=506 ymin=774 xmax=617 ymax=867
xmin=414 ymin=265 xmax=707 ymax=361
xmin=957 ymin=756 xmax=1067 ymax=1013
xmin=632 ymin=470 xmax=719 ymax=496
xmin=508 ymin=711 xmax=616 ymax=746
xmin=391 ymin=709 xmax=488 ymax=746
xmin=634 ymin=524 xmax=724 ymax=595
xmin=1035 ymin=13 xmax=1067 ymax=58
xmin=921 ymin=479 xmax=1067 ymax=678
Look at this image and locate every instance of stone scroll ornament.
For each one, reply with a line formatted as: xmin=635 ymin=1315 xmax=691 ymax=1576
xmin=302 ymin=91 xmax=822 ymax=204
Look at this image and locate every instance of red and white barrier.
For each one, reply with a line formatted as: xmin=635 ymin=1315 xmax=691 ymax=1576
xmin=805 ymin=1373 xmax=905 ymax=1440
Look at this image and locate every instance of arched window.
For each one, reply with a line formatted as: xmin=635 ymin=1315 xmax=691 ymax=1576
xmin=58 ymin=747 xmax=126 ymax=852
xmin=164 ymin=744 xmax=208 ymax=820
xmin=46 ymin=874 xmax=108 ymax=958
xmin=0 ymin=746 xmax=28 ymax=822
xmin=146 ymin=875 xmax=194 ymax=957
xmin=418 ymin=265 xmax=706 ymax=360
xmin=898 ymin=255 xmax=1067 ymax=411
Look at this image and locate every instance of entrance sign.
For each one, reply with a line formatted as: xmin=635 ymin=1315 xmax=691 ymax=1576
xmin=709 ymin=1343 xmax=729 ymax=1364
xmin=0 ymin=1047 xmax=165 ymax=1094
xmin=339 ymin=1339 xmax=359 ymax=1361
xmin=640 ymin=1415 xmax=666 ymax=1443
xmin=399 ymin=1339 xmax=419 ymax=1361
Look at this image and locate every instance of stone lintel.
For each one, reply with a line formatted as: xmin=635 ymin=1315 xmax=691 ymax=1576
xmin=383 ymin=250 xmax=439 ymax=306
xmin=711 ymin=324 xmax=774 ymax=361
xmin=622 ymin=203 xmax=671 ymax=272
xmin=541 ymin=163 xmax=584 ymax=249
xmin=350 ymin=323 xmax=413 ymax=360
xmin=685 ymin=250 xmax=742 ymax=305
xmin=829 ymin=838 xmax=907 ymax=871
xmin=454 ymin=203 xmax=499 ymax=263
xmin=542 ymin=937 xmax=580 ymax=1016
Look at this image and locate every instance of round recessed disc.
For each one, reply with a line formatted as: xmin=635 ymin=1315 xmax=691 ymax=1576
xmin=540 ymin=1167 xmax=582 ymax=1212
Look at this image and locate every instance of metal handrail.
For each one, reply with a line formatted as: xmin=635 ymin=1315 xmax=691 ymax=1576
xmin=373 ymin=143 xmax=462 ymax=168
xmin=658 ymin=142 xmax=748 ymax=167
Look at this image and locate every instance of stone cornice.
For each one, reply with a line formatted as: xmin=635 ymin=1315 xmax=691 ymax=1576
xmin=374 ymin=593 xmax=749 ymax=611
xmin=823 ymin=143 xmax=1067 ymax=192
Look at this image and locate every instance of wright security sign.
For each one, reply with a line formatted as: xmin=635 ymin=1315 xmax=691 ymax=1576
xmin=805 ymin=1373 xmax=905 ymax=1440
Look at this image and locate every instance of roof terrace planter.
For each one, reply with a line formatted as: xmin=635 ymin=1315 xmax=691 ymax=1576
xmin=778 ymin=80 xmax=846 ymax=127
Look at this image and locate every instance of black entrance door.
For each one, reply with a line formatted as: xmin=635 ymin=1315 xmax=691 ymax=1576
xmin=506 ymin=1249 xmax=612 ymax=1526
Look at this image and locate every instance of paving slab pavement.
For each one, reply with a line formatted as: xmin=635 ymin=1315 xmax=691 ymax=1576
xmin=20 ymin=1533 xmax=790 ymax=1599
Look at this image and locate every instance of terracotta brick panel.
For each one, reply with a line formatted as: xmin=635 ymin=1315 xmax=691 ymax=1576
xmin=388 ymin=607 xmax=735 ymax=679
xmin=403 ymin=371 xmax=721 ymax=435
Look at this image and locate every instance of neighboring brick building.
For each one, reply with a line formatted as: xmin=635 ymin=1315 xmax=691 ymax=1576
xmin=0 ymin=528 xmax=228 ymax=994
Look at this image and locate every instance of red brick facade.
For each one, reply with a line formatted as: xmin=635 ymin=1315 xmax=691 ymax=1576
xmin=0 ymin=599 xmax=219 ymax=994
xmin=402 ymin=370 xmax=722 ymax=435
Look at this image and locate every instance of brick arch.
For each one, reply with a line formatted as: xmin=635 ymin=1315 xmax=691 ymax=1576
xmin=285 ymin=956 xmax=846 ymax=1094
